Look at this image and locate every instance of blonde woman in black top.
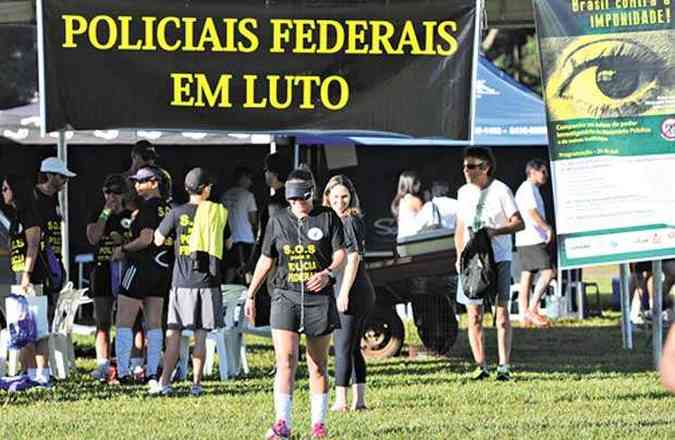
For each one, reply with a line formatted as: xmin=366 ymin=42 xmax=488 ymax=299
xmin=323 ymin=175 xmax=376 ymax=412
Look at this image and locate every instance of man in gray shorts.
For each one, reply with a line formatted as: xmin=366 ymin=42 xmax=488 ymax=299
xmin=152 ymin=168 xmax=232 ymax=396
xmin=515 ymin=160 xmax=555 ymax=328
xmin=455 ymin=147 xmax=524 ymax=381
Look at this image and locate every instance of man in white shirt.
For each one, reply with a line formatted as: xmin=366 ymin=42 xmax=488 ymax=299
xmin=221 ymin=167 xmax=258 ymax=282
xmin=419 ymin=180 xmax=457 ymax=231
xmin=455 ymin=147 xmax=523 ymax=381
xmin=515 ymin=160 xmax=555 ymax=328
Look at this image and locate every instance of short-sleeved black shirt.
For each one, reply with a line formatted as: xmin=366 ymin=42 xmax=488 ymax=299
xmin=33 ymin=187 xmax=62 ymax=258
xmin=128 ymin=196 xmax=172 ymax=268
xmin=87 ymin=208 xmax=133 ymax=264
xmin=7 ymin=205 xmax=44 ymax=278
xmin=262 ymin=206 xmax=346 ymax=295
xmin=336 ymin=214 xmax=375 ymax=315
xmin=157 ymin=203 xmax=231 ymax=288
xmin=343 ymin=215 xmax=366 ymax=256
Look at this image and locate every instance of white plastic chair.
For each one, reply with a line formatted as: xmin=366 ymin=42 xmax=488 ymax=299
xmin=48 ymin=282 xmax=92 ymax=379
xmin=203 ymin=284 xmax=247 ymax=380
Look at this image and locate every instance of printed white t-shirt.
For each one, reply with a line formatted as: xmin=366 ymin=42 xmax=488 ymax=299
xmin=457 ymin=179 xmax=518 ymax=262
xmin=221 ymin=186 xmax=257 ymax=244
xmin=515 ymin=180 xmax=547 ymax=247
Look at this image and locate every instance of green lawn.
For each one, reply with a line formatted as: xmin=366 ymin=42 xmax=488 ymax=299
xmin=1 ymin=311 xmax=673 ymax=439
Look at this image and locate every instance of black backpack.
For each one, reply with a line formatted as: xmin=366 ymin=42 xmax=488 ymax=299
xmin=460 ymin=227 xmax=496 ymax=301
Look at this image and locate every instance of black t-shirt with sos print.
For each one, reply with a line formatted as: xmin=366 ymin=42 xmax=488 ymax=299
xmin=87 ymin=208 xmax=133 ymax=265
xmin=128 ymin=197 xmax=172 ymax=269
xmin=262 ymin=206 xmax=346 ymax=296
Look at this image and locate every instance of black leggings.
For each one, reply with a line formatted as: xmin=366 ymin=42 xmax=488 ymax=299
xmin=334 ymin=312 xmax=367 ymax=387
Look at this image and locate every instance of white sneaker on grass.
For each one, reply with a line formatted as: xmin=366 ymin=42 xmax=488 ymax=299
xmin=148 ymin=382 xmax=172 ymax=396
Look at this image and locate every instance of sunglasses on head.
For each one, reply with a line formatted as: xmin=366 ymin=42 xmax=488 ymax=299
xmin=463 ymin=162 xmax=484 ymax=170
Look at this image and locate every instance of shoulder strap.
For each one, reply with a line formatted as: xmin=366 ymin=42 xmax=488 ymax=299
xmin=472 ymin=180 xmax=492 ymax=231
xmin=431 ymin=201 xmax=441 ymax=225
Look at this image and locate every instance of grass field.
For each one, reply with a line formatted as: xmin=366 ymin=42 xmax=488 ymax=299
xmin=1 ymin=306 xmax=673 ymax=440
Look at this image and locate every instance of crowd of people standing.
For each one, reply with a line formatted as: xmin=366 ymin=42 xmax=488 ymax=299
xmin=3 ymin=143 xmax=675 ymax=438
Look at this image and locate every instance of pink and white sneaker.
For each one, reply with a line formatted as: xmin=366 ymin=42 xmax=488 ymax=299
xmin=265 ymin=420 xmax=291 ymax=440
xmin=311 ymin=422 xmax=328 ymax=439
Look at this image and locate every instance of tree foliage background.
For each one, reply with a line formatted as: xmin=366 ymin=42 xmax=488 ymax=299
xmin=483 ymin=28 xmax=542 ymax=96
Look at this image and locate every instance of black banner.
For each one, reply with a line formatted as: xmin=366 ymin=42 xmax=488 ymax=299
xmin=39 ymin=0 xmax=477 ymax=137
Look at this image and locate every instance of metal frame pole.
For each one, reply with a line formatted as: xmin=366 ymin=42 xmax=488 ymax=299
xmin=576 ymin=269 xmax=584 ymax=320
xmin=57 ymin=130 xmax=70 ymax=282
xmin=619 ymin=263 xmax=633 ymax=350
xmin=653 ymin=260 xmax=664 ymax=368
xmin=292 ymin=137 xmax=300 ymax=168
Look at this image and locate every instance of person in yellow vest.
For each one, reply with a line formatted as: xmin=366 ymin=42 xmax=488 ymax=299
xmin=152 ymin=168 xmax=232 ymax=396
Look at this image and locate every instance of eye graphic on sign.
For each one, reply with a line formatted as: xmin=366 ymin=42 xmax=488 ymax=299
xmin=545 ymin=36 xmax=675 ymax=120
xmin=307 ymin=227 xmax=324 ymax=241
xmin=121 ymin=218 xmax=132 ymax=229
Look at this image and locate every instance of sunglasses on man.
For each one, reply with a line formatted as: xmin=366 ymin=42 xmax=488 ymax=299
xmin=463 ymin=162 xmax=484 ymax=170
xmin=135 ymin=178 xmax=157 ymax=184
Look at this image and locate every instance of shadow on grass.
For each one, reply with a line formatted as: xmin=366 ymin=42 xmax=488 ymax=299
xmin=377 ymin=323 xmax=659 ymax=379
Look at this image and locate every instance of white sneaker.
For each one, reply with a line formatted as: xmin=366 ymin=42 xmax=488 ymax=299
xmin=148 ymin=382 xmax=172 ymax=396
xmin=630 ymin=314 xmax=645 ymax=325
xmin=89 ymin=364 xmax=109 ymax=382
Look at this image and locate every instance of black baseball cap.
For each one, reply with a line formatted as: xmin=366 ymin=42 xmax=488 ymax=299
xmin=185 ymin=168 xmax=212 ymax=193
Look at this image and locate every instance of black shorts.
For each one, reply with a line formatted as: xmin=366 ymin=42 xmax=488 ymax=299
xmin=90 ymin=263 xmax=114 ymax=298
xmin=119 ymin=261 xmax=170 ymax=299
xmin=94 ymin=296 xmax=115 ymax=329
xmin=270 ymin=289 xmax=340 ymax=337
xmin=518 ymin=243 xmax=553 ymax=272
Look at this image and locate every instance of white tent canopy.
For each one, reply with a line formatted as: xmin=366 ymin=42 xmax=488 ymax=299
xmin=0 ymin=103 xmax=273 ymax=145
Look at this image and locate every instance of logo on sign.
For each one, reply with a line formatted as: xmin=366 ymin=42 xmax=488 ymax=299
xmin=307 ymin=227 xmax=324 ymax=241
xmin=661 ymin=118 xmax=675 ymax=141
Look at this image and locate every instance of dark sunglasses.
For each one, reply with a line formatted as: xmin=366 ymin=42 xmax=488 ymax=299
xmin=463 ymin=162 xmax=484 ymax=170
xmin=135 ymin=178 xmax=157 ymax=184
xmin=287 ymin=196 xmax=312 ymax=202
xmin=103 ymin=188 xmax=124 ymax=195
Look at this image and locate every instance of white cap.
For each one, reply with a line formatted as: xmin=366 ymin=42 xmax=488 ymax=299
xmin=40 ymin=157 xmax=76 ymax=177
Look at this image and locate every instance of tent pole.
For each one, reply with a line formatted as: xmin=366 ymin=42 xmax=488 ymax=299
xmin=292 ymin=137 xmax=300 ymax=167
xmin=653 ymin=260 xmax=663 ymax=368
xmin=57 ymin=130 xmax=70 ymax=282
xmin=619 ymin=263 xmax=633 ymax=350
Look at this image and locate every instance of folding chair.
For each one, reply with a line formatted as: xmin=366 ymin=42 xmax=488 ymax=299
xmin=48 ymin=283 xmax=91 ymax=379
xmin=202 ymin=284 xmax=247 ymax=380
